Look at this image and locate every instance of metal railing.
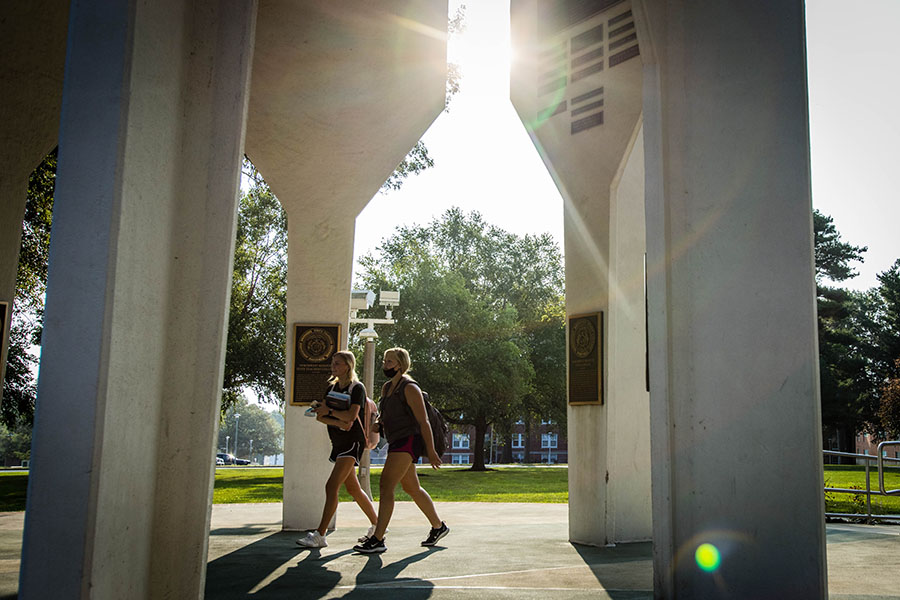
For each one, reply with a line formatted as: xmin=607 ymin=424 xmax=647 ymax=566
xmin=824 ymin=441 xmax=900 ymax=524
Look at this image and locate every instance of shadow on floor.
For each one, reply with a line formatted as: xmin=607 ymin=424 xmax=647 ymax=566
xmin=572 ymin=541 xmax=653 ymax=600
xmin=205 ymin=531 xmax=441 ymax=600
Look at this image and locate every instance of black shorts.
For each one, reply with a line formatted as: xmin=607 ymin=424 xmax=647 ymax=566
xmin=330 ymin=439 xmax=363 ymax=465
xmin=388 ymin=434 xmax=425 ymax=461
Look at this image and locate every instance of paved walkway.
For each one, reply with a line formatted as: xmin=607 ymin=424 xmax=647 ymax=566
xmin=0 ymin=503 xmax=897 ymax=599
xmin=205 ymin=503 xmax=900 ymax=600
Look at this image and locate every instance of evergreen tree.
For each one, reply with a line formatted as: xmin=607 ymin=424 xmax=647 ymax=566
xmin=813 ymin=210 xmax=872 ymax=458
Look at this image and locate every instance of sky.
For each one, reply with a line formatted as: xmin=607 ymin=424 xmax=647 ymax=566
xmin=354 ymin=0 xmax=899 ymax=293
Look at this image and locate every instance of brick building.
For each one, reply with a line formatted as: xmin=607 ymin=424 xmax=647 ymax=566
xmin=855 ymin=431 xmax=900 ymax=465
xmin=370 ymin=419 xmax=568 ymax=465
xmin=445 ymin=419 xmax=569 ymax=466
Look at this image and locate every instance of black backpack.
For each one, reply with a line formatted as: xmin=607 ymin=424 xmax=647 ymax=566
xmin=398 ymin=379 xmax=449 ymax=457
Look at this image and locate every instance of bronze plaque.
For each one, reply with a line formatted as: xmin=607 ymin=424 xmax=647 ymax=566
xmin=290 ymin=323 xmax=341 ymax=406
xmin=568 ymin=312 xmax=603 ymax=405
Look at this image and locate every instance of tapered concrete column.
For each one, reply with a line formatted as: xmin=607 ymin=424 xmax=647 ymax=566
xmin=511 ymin=0 xmax=650 ymax=546
xmin=638 ymin=1 xmax=826 ymax=597
xmin=606 ymin=125 xmax=651 ymax=543
xmin=20 ymin=2 xmax=256 ymax=598
xmin=244 ymin=0 xmax=448 ymax=531
xmin=0 ymin=0 xmax=69 ymax=385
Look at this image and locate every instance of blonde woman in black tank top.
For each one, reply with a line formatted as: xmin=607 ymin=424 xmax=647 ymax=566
xmin=296 ymin=351 xmax=378 ymax=548
xmin=353 ymin=347 xmax=449 ymax=553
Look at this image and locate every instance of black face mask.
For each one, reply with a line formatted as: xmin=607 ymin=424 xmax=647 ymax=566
xmin=382 ymin=367 xmax=399 ymax=378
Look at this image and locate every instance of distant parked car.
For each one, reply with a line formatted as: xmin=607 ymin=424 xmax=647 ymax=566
xmin=215 ymin=456 xmax=225 ymax=466
xmin=234 ymin=457 xmax=251 ymax=466
xmin=217 ymin=453 xmax=235 ymax=465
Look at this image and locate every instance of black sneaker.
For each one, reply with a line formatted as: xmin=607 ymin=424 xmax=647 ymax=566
xmin=421 ymin=522 xmax=450 ymax=547
xmin=353 ymin=535 xmax=386 ymax=554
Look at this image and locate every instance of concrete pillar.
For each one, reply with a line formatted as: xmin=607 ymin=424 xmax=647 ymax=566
xmin=638 ymin=1 xmax=826 ymax=596
xmin=0 ymin=0 xmax=69 ymax=385
xmin=19 ymin=1 xmax=256 ymax=598
xmin=510 ymin=0 xmax=651 ymax=546
xmin=244 ymin=0 xmax=448 ymax=531
xmin=606 ymin=125 xmax=652 ymax=543
xmin=281 ymin=208 xmax=356 ymax=530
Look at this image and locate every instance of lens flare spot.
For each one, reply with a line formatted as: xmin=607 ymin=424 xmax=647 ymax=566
xmin=695 ymin=543 xmax=721 ymax=572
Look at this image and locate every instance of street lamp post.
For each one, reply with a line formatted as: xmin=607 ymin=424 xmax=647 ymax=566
xmin=234 ymin=414 xmax=241 ymax=459
xmin=225 ymin=435 xmax=230 ymax=455
xmin=350 ymin=290 xmax=398 ymax=500
xmin=249 ymin=439 xmax=253 ymax=465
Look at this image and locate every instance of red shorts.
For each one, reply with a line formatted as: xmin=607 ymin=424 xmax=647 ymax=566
xmin=388 ymin=435 xmax=424 ymax=461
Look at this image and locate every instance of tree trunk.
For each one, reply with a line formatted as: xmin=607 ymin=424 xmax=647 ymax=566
xmin=471 ymin=418 xmax=487 ymax=471
xmin=524 ymin=420 xmax=533 ymax=463
xmin=497 ymin=417 xmax=513 ymax=463
xmin=500 ymin=437 xmax=512 ymax=463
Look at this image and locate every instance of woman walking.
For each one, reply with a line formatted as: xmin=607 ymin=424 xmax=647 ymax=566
xmin=353 ymin=347 xmax=449 ymax=553
xmin=296 ymin=350 xmax=379 ymax=548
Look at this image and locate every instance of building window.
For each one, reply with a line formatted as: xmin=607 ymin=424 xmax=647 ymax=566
xmin=541 ymin=418 xmax=555 ymax=425
xmin=452 ymin=454 xmax=470 ymax=465
xmin=513 ymin=452 xmax=525 ymax=462
xmin=515 ymin=418 xmax=525 ymax=425
xmin=542 ymin=433 xmax=558 ymax=449
xmin=452 ymin=433 xmax=470 ymax=449
xmin=512 ymin=433 xmax=524 ymax=448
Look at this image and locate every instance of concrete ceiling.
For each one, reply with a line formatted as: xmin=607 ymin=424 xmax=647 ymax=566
xmin=245 ymin=0 xmax=448 ymax=216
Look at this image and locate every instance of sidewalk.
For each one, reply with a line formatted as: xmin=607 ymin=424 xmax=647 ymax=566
xmin=206 ymin=502 xmax=650 ymax=600
xmin=204 ymin=503 xmax=900 ymax=600
xmin=0 ymin=503 xmax=898 ymax=599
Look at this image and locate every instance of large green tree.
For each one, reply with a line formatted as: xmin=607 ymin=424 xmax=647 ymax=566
xmin=879 ymin=359 xmax=900 ymax=438
xmin=355 ymin=208 xmax=565 ymax=470
xmin=218 ymin=397 xmax=284 ymax=459
xmin=2 ymin=149 xmax=56 ymax=428
xmin=866 ymin=260 xmax=900 ymax=436
xmin=223 ymin=164 xmax=288 ymax=412
xmin=0 ymin=421 xmax=33 ymax=464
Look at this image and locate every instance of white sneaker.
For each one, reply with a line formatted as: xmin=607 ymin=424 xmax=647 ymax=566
xmin=358 ymin=525 xmax=388 ymax=542
xmin=296 ymin=531 xmax=327 ymax=548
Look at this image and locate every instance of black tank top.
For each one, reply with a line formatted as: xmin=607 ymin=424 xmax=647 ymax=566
xmin=379 ymin=377 xmax=421 ymax=443
xmin=326 ymin=381 xmax=366 ymax=446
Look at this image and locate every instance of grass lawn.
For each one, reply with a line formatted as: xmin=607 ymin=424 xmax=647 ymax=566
xmin=2 ymin=464 xmax=897 ymax=517
xmin=213 ymin=465 xmax=569 ymax=504
xmin=824 ymin=465 xmax=900 ymax=517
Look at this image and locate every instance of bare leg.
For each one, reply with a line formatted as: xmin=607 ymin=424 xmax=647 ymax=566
xmin=373 ymin=451 xmax=413 ymax=539
xmin=343 ymin=466 xmax=377 ymax=525
xmin=399 ymin=462 xmax=442 ymax=528
xmin=315 ymin=457 xmax=357 ymax=536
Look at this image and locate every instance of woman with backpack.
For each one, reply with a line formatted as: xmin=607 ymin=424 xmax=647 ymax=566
xmin=296 ymin=350 xmax=379 ymax=548
xmin=353 ymin=347 xmax=449 ymax=554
